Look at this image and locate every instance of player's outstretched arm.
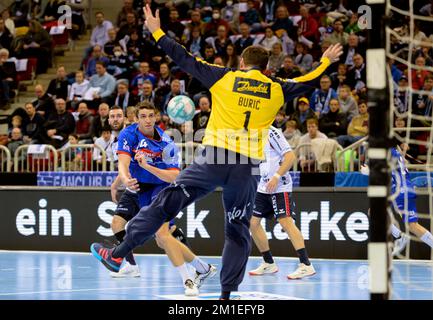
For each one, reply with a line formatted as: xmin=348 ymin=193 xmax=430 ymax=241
xmin=143 ymin=4 xmax=228 ymax=89
xmin=135 ymin=153 xmax=180 ymax=183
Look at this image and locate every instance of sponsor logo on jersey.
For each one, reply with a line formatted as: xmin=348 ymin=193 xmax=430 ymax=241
xmin=233 ymin=78 xmax=271 ymax=99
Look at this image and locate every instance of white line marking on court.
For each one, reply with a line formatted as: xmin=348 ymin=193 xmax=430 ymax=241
xmin=77 ymin=266 xmax=91 ymax=269
xmin=26 ymin=267 xmax=40 ymax=270
xmin=0 ymin=269 xmax=15 ymax=271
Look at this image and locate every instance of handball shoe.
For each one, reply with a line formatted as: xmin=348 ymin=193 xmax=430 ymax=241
xmin=90 ymin=242 xmax=123 ymax=273
xmin=110 ymin=261 xmax=141 ymax=278
xmin=287 ymin=263 xmax=316 ymax=280
xmin=248 ymin=262 xmax=279 ymax=276
xmin=184 ymin=279 xmax=199 ymax=296
xmin=194 ymin=264 xmax=217 ymax=288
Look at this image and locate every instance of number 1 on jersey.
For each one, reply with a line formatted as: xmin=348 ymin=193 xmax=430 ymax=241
xmin=243 ymin=111 xmax=251 ymax=131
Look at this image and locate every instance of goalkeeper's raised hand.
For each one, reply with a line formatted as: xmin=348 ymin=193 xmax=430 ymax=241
xmin=143 ymin=4 xmax=161 ymax=34
xmin=322 ymin=43 xmax=344 ymax=63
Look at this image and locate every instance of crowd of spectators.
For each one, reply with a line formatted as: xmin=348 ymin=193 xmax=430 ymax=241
xmin=1 ymin=0 xmax=433 ymax=172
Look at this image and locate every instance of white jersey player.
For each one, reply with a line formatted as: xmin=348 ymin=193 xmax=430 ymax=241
xmin=249 ymin=126 xmax=316 ymax=279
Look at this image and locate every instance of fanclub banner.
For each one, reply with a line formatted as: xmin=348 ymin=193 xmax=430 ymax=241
xmin=0 ymin=188 xmax=430 ymax=259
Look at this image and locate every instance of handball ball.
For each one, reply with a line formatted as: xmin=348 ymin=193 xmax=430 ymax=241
xmin=167 ymin=95 xmax=196 ymax=124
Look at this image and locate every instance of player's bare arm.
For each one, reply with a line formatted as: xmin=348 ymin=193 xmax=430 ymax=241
xmin=118 ymin=154 xmax=140 ymax=191
xmin=266 ymin=151 xmax=296 ymax=193
xmin=135 ymin=153 xmax=180 ymax=183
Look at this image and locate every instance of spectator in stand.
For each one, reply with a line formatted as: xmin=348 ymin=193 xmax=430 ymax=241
xmin=294 ymin=42 xmax=313 ymax=74
xmin=93 ymin=124 xmax=114 ymax=168
xmin=298 ymin=5 xmax=319 ymax=43
xmin=347 ymin=53 xmax=367 ymax=96
xmin=166 ymin=8 xmax=185 ymax=42
xmin=298 ymin=118 xmax=327 ymax=171
xmin=20 ymin=20 xmax=52 ymax=74
xmin=326 ymin=19 xmax=349 ymax=46
xmin=107 ymin=45 xmax=130 ymax=79
xmin=33 ymin=84 xmax=55 ymax=118
xmin=193 ymin=95 xmax=211 ymax=140
xmin=273 ymin=109 xmax=287 ymax=131
xmin=283 ymin=120 xmax=302 ymax=149
xmin=221 ymin=0 xmax=238 ymax=33
xmin=275 ymin=56 xmax=301 ymax=79
xmin=162 ymin=79 xmax=184 ymax=114
xmin=330 ymin=63 xmax=348 ymax=90
xmin=111 ymin=81 xmax=137 ymax=113
xmin=125 ymin=106 xmax=138 ymax=127
xmin=342 ymin=34 xmax=365 ymax=68
xmin=203 ymin=8 xmax=230 ymax=38
xmin=338 ymin=85 xmax=358 ymax=122
xmin=224 ymin=43 xmax=239 ymax=69
xmin=255 ymin=27 xmax=280 ymax=52
xmin=1 ymin=9 xmax=15 ymax=37
xmin=186 ymin=26 xmax=207 ymax=58
xmin=234 ymin=23 xmax=254 ymax=55
xmin=310 ymin=75 xmax=338 ymax=117
xmin=243 ymin=0 xmax=261 ymax=33
xmin=68 ymin=71 xmax=89 ymax=110
xmin=47 ymin=66 xmax=70 ymax=101
xmin=204 ymin=45 xmax=216 ymax=63
xmin=269 ymin=5 xmax=295 ymax=39
xmin=10 ymin=115 xmax=23 ymax=136
xmin=211 ymin=25 xmax=232 ymax=58
xmin=267 ymin=42 xmax=285 ymax=75
xmin=66 ymin=0 xmax=87 ymax=40
xmin=125 ymin=29 xmax=146 ymax=65
xmin=131 ymin=61 xmax=157 ymax=94
xmin=319 ymin=98 xmax=347 ymax=138
xmin=184 ymin=10 xmax=205 ymax=42
xmin=22 ymin=102 xmax=45 ymax=144
xmin=90 ymin=103 xmax=110 ymax=140
xmin=7 ymin=127 xmax=23 ymax=158
xmin=40 ymin=0 xmax=64 ymax=23
xmin=87 ymin=61 xmax=116 ymax=108
xmin=117 ymin=12 xmax=139 ymax=42
xmin=103 ymin=28 xmax=119 ymax=58
xmin=289 ymin=97 xmax=317 ymax=134
xmin=345 ymin=13 xmax=361 ymax=35
xmin=90 ymin=12 xmax=114 ymax=48
xmin=138 ymin=80 xmax=156 ymax=105
xmin=337 ymin=100 xmax=369 ymax=148
xmin=117 ymin=0 xmax=139 ymax=28
xmin=75 ymin=102 xmax=94 ymax=143
xmin=62 ymin=133 xmax=83 ymax=171
xmin=9 ymin=0 xmax=30 ymax=28
xmin=413 ymin=74 xmax=433 ymax=118
xmin=40 ymin=98 xmax=76 ymax=149
xmin=85 ymin=45 xmax=110 ymax=78
xmin=395 ymin=75 xmax=410 ymax=114
xmin=0 ymin=48 xmax=16 ymax=109
xmin=0 ymin=18 xmax=13 ymax=51
xmin=411 ymin=56 xmax=431 ymax=90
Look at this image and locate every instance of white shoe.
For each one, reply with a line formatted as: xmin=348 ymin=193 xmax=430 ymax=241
xmin=287 ymin=263 xmax=316 ymax=280
xmin=248 ymin=262 xmax=278 ymax=276
xmin=110 ymin=261 xmax=141 ymax=278
xmin=184 ymin=279 xmax=199 ymax=296
xmin=194 ymin=264 xmax=217 ymax=288
xmin=393 ymin=234 xmax=409 ymax=256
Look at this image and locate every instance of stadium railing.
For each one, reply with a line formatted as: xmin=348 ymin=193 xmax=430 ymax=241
xmin=60 ymin=144 xmax=108 ymax=172
xmin=14 ymin=144 xmax=59 ymax=172
xmin=0 ymin=145 xmax=12 ymax=173
xmin=335 ymin=136 xmax=369 ymax=172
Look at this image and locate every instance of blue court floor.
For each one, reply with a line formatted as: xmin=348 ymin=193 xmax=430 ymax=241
xmin=0 ymin=251 xmax=431 ymax=300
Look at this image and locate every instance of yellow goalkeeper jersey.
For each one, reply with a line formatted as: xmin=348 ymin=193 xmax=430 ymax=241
xmin=153 ymin=29 xmax=331 ymax=160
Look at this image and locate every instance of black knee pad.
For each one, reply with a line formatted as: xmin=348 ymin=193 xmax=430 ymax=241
xmin=172 ymin=227 xmax=188 ymax=246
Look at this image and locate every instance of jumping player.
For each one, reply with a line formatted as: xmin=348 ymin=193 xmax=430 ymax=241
xmin=249 ymin=126 xmax=316 ymax=279
xmin=91 ymin=4 xmax=342 ymax=300
xmin=108 ymin=101 xmax=216 ymax=295
xmin=361 ymin=145 xmax=433 ymax=255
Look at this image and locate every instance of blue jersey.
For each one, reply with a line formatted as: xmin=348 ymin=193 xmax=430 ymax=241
xmin=391 ymin=147 xmax=415 ymax=198
xmin=117 ymin=124 xmax=180 ymax=184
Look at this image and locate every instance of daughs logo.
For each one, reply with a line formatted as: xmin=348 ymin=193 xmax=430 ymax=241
xmin=233 ymin=78 xmax=271 ymax=99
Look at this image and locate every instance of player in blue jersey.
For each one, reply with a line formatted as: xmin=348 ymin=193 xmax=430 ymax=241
xmin=361 ymin=145 xmax=433 ymax=255
xmin=104 ymin=101 xmax=216 ymax=295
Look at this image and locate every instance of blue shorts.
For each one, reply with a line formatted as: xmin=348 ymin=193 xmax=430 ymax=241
xmin=392 ymin=193 xmax=418 ymax=223
xmin=115 ymin=183 xmax=169 ymax=222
